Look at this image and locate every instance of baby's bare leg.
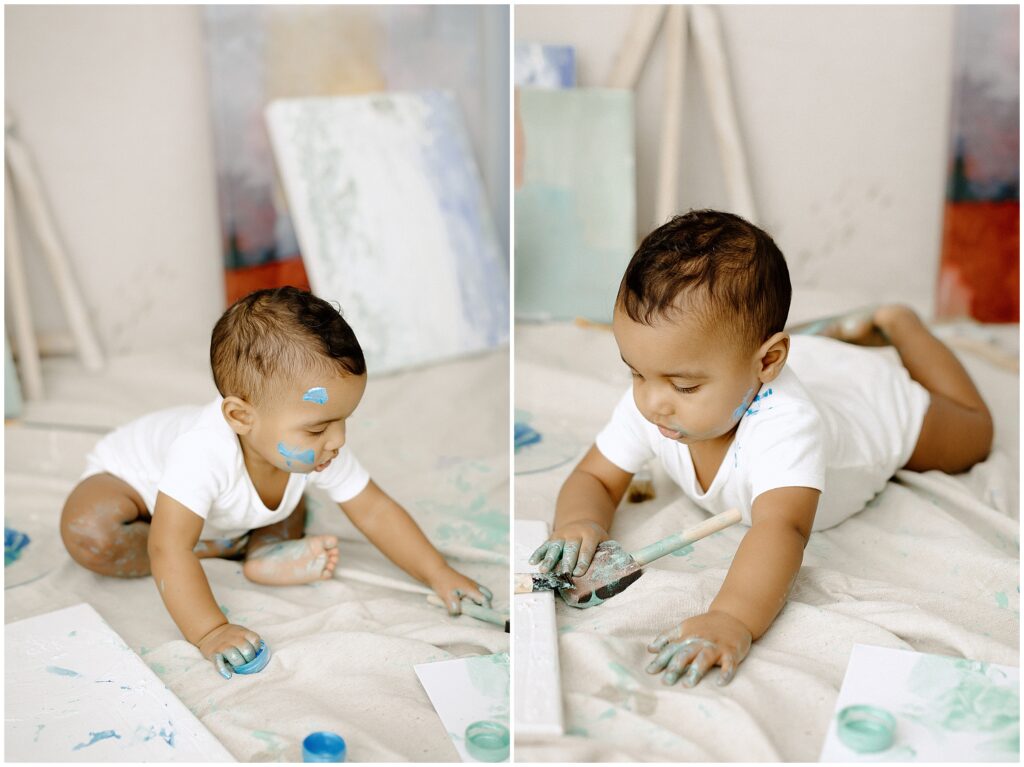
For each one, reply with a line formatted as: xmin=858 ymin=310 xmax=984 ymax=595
xmin=873 ymin=305 xmax=994 ymax=473
xmin=242 ymin=497 xmax=340 ymax=585
xmin=60 ymin=473 xmax=152 ymax=577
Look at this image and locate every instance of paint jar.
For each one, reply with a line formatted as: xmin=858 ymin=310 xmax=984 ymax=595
xmin=464 ymin=720 xmax=509 ymax=762
xmin=233 ymin=640 xmax=271 ymax=675
xmin=837 ymin=704 xmax=896 ymax=753
xmin=302 ymin=731 xmax=347 ymax=762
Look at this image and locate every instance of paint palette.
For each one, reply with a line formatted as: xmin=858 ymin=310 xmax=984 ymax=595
xmin=5 ymin=603 xmax=235 ymax=761
xmin=820 ymin=644 xmax=1019 ymax=762
xmin=4 ymin=517 xmax=57 ymax=590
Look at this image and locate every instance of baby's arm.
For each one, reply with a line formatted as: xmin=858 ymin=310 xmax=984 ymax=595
xmin=148 ymin=492 xmax=261 ymax=678
xmin=530 ymin=445 xmax=634 ymax=577
xmin=646 ymin=486 xmax=818 ymax=687
xmin=340 ymin=480 xmax=492 ymax=614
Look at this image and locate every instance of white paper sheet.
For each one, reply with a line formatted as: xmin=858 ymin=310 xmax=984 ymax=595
xmin=414 ymin=653 xmax=510 ymax=762
xmin=5 ymin=603 xmax=235 ymax=762
xmin=820 ymin=644 xmax=1019 ymax=762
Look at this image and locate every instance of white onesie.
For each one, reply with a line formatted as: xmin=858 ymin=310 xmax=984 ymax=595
xmin=595 ymin=335 xmax=930 ymax=531
xmin=81 ymin=397 xmax=370 ymax=539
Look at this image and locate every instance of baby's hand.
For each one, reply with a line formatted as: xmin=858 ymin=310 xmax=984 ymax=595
xmin=528 ymin=520 xmax=609 ymax=577
xmin=428 ymin=566 xmax=493 ymax=616
xmin=645 ymin=610 xmax=752 ymax=688
xmin=196 ymin=623 xmax=262 ymax=680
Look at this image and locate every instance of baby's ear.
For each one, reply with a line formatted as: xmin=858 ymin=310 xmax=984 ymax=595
xmin=757 ymin=332 xmax=790 ymax=382
xmin=221 ymin=396 xmax=255 ymax=435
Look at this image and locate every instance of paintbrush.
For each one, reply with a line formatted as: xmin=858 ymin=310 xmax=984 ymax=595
xmin=513 ymin=571 xmax=574 ymax=594
xmin=559 ymin=508 xmax=742 ymax=608
xmin=425 ymin=594 xmax=510 ymax=632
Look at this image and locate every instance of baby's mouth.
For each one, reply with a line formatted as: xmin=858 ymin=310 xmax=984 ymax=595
xmin=656 ymin=423 xmax=686 ymax=440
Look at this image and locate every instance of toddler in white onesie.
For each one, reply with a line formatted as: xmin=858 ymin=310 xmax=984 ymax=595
xmin=530 ymin=209 xmax=994 ymax=690
xmin=62 ymin=286 xmax=492 ymax=679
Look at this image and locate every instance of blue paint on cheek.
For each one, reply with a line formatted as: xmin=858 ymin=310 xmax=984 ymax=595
xmin=302 ymin=387 xmax=328 ymax=405
xmin=277 ymin=442 xmax=315 ymax=467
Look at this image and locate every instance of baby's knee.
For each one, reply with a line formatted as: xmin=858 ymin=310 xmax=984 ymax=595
xmin=60 ymin=505 xmax=119 ymax=574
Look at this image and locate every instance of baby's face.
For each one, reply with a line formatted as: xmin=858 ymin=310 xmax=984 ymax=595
xmin=250 ymin=371 xmax=368 ymax=474
xmin=612 ymin=307 xmax=763 ymax=446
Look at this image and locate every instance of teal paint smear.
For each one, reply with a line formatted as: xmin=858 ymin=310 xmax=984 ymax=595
xmin=277 ymin=442 xmax=314 ymax=468
xmin=148 ymin=662 xmax=167 ymax=674
xmin=995 ymin=592 xmax=1009 ymax=608
xmin=598 ymin=708 xmax=616 ymax=720
xmin=670 ymin=543 xmax=695 ymax=557
xmin=72 ymin=730 xmax=121 ymax=750
xmin=219 ymin=604 xmax=230 ymax=617
xmin=46 ymin=666 xmax=81 ymax=677
xmin=567 ymin=726 xmax=590 ymax=737
xmin=732 ymin=387 xmax=755 ymax=419
xmin=903 ymin=655 xmax=1019 ymax=751
xmin=33 ymin=724 xmax=45 ymax=742
xmin=302 ymin=387 xmax=328 ymax=405
xmin=5 ymin=526 xmax=31 ymax=566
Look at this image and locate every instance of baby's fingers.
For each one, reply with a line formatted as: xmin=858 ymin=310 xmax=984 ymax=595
xmin=528 ymin=541 xmax=553 ymax=565
xmin=572 ymin=539 xmax=599 ymax=578
xmin=222 ymin=647 xmax=247 ymax=668
xmin=717 ymin=654 xmax=738 ymax=686
xmin=466 ymin=584 xmax=493 ymax=608
xmin=645 ymin=642 xmax=682 ymax=675
xmin=681 ymin=647 xmax=719 ymax=688
xmin=557 ymin=540 xmax=581 ymax=576
xmin=214 ymin=653 xmax=232 ymax=680
xmin=537 ymin=540 xmax=564 ymax=574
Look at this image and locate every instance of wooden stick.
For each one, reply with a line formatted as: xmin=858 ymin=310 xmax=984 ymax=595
xmin=606 ymin=6 xmax=667 ymax=89
xmin=655 ymin=5 xmax=687 ymax=226
xmin=630 ymin=507 xmax=742 ymax=567
xmin=690 ymin=6 xmax=757 ymax=222
xmin=6 ymin=134 xmax=105 ymax=372
xmin=425 ymin=594 xmax=509 ymax=630
xmin=4 ymin=170 xmax=44 ymax=400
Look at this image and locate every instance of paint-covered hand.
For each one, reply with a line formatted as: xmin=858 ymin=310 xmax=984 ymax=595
xmin=196 ymin=623 xmax=262 ymax=680
xmin=528 ymin=520 xmax=609 ymax=577
xmin=645 ymin=610 xmax=752 ymax=688
xmin=428 ymin=566 xmax=493 ymax=616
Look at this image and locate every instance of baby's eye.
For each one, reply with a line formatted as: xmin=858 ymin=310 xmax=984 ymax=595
xmin=307 ymin=427 xmax=327 ymax=435
xmin=673 ymin=384 xmax=700 ymax=394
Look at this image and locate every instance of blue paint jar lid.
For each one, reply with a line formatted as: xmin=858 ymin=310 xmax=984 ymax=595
xmin=302 ymin=731 xmax=347 ymax=762
xmin=837 ymin=704 xmax=896 ymax=753
xmin=464 ymin=720 xmax=509 ymax=762
xmin=233 ymin=640 xmax=271 ymax=675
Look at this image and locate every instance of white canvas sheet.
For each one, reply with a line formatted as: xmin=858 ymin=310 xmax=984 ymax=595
xmin=513 ymin=318 xmax=1018 ymax=761
xmin=4 ymin=345 xmax=509 ymax=762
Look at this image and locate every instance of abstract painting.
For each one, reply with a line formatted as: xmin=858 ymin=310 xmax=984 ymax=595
xmin=515 ymin=43 xmax=576 ymax=89
xmin=935 ymin=5 xmax=1019 ymax=322
xmin=515 ymin=89 xmax=635 ymax=322
xmin=265 ymin=92 xmax=508 ymax=375
xmin=203 ymin=6 xmax=509 ymax=306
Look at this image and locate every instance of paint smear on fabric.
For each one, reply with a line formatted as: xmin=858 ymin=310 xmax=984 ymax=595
xmin=670 ymin=543 xmax=695 ymax=557
xmin=46 ymin=666 xmax=81 ymax=677
xmin=5 ymin=526 xmax=31 ymax=566
xmin=277 ymin=442 xmax=315 ymax=468
xmin=302 ymin=387 xmax=329 ymax=405
xmin=72 ymin=730 xmax=121 ymax=750
xmin=995 ymin=591 xmax=1009 ymax=608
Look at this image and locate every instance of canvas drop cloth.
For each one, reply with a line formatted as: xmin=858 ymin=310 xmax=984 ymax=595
xmin=514 ymin=314 xmax=1018 ymax=762
xmin=4 ymin=344 xmax=509 ymax=762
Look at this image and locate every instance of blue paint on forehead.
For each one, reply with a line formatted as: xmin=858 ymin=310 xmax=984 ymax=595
xmin=302 ymin=387 xmax=329 ymax=405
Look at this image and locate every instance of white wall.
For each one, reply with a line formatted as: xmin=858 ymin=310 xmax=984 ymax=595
xmin=5 ymin=5 xmax=224 ymax=355
xmin=515 ymin=5 xmax=955 ymax=316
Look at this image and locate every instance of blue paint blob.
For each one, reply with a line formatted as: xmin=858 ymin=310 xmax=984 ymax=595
xmin=5 ymin=526 xmax=31 ymax=566
xmin=46 ymin=666 xmax=81 ymax=677
xmin=277 ymin=442 xmax=315 ymax=467
xmin=303 ymin=387 xmax=329 ymax=405
xmin=514 ymin=422 xmax=542 ymax=450
xmin=72 ymin=730 xmax=121 ymax=750
xmin=732 ymin=387 xmax=754 ymax=420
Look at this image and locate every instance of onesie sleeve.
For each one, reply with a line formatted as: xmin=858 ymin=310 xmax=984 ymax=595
xmin=594 ymin=388 xmax=656 ymax=474
xmin=157 ymin=429 xmax=227 ymax=519
xmin=743 ymin=402 xmax=827 ymax=505
xmin=308 ymin=444 xmax=371 ymax=503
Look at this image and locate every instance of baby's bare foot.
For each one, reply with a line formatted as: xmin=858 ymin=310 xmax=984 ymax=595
xmin=242 ymin=535 xmax=339 ymax=586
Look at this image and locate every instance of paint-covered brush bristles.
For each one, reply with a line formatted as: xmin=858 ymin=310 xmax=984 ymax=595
xmin=514 ymin=572 xmax=573 ymax=594
xmin=627 ymin=465 xmax=655 ymax=503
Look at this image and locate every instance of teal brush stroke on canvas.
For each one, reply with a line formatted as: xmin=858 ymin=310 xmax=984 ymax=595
xmin=5 ymin=527 xmax=30 ymax=567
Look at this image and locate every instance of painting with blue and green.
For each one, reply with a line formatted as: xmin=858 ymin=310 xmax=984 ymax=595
xmin=515 ymin=89 xmax=636 ymax=322
xmin=515 ymin=43 xmax=576 ymax=88
xmin=266 ymin=91 xmax=509 ymax=374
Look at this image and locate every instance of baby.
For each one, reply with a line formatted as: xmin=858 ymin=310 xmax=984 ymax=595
xmin=61 ymin=286 xmax=491 ymax=678
xmin=531 ymin=209 xmax=993 ymax=688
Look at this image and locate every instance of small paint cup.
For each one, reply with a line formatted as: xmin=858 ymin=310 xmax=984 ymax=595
xmin=232 ymin=640 xmax=271 ymax=675
xmin=464 ymin=720 xmax=509 ymax=762
xmin=837 ymin=704 xmax=896 ymax=753
xmin=302 ymin=731 xmax=347 ymax=762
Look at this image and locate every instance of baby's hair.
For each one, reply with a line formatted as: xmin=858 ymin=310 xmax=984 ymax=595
xmin=616 ymin=209 xmax=791 ymax=350
xmin=210 ymin=286 xmax=366 ymax=406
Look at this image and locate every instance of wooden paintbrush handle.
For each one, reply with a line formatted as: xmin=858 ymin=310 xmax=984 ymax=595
xmin=630 ymin=508 xmax=742 ymax=567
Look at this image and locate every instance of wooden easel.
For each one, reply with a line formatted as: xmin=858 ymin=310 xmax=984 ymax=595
xmin=607 ymin=5 xmax=757 ymax=225
xmin=5 ymin=111 xmax=105 ymax=400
